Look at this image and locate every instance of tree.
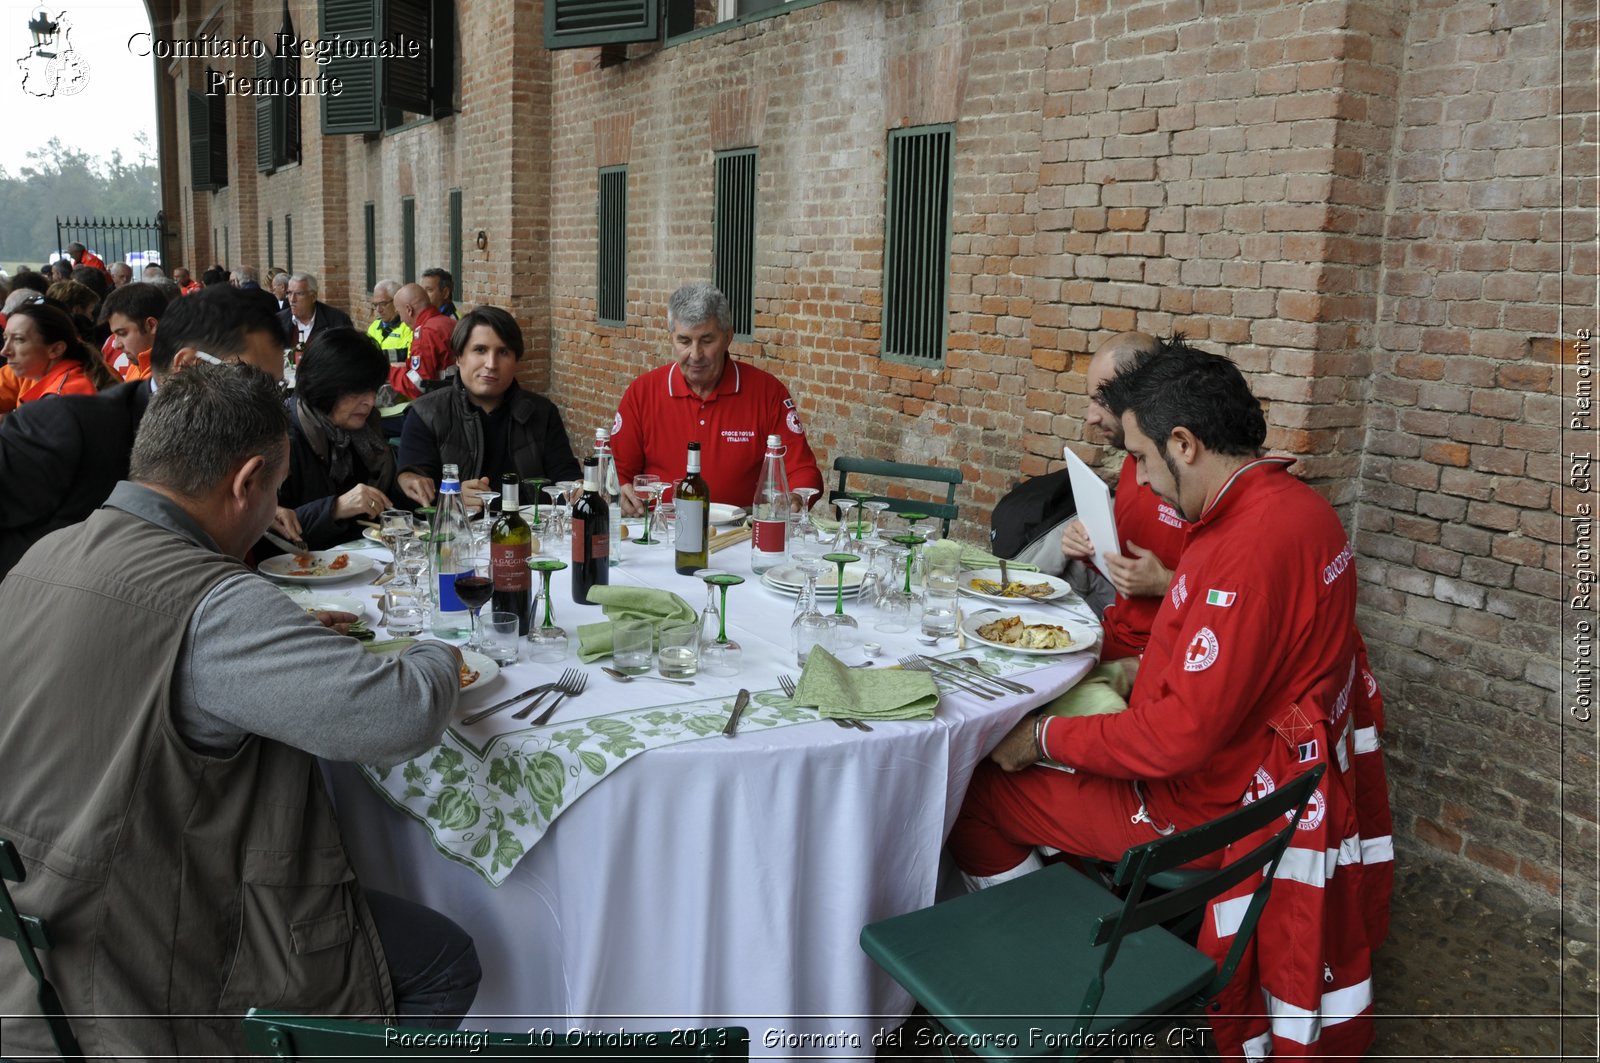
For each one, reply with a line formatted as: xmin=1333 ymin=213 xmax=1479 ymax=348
xmin=0 ymin=136 xmax=159 ymax=265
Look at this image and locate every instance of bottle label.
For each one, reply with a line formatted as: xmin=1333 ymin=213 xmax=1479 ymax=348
xmin=572 ymin=519 xmax=611 ymax=561
xmin=491 ymin=542 xmax=532 ymax=590
xmin=752 ymin=518 xmax=786 ymax=553
xmin=676 ymin=500 xmax=706 ymax=551
xmin=436 ymin=571 xmax=469 ymax=612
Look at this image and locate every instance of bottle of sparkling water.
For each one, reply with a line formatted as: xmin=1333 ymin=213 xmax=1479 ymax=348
xmin=428 ymin=464 xmax=473 ymax=638
xmin=750 ymin=434 xmax=790 ymax=574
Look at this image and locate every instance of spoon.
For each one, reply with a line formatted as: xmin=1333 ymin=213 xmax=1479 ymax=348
xmin=601 ymin=666 xmax=695 ymax=686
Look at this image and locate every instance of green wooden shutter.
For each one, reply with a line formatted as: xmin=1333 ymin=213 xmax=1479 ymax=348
xmin=546 ymin=0 xmax=659 ymax=49
xmin=255 ymin=52 xmax=275 ymax=172
xmin=428 ymin=0 xmax=455 ymax=118
xmin=384 ymin=0 xmax=431 ymax=115
xmin=597 ymin=166 xmax=627 ymax=324
xmin=882 ymin=124 xmax=953 ymax=366
xmin=280 ymin=2 xmax=301 ymax=162
xmin=320 ymin=0 xmax=382 ymax=134
xmin=713 ymin=148 xmax=757 ymax=338
xmin=207 ymin=82 xmax=229 ymax=187
xmin=187 ymin=89 xmax=212 ymax=190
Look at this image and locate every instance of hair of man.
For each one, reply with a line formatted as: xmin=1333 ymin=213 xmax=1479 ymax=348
xmin=149 ymin=276 xmax=182 ymax=301
xmin=1096 ymin=338 xmax=1267 ymax=460
xmin=66 ymin=242 xmax=87 ymax=257
xmin=148 ymin=285 xmax=290 ymax=376
xmin=11 ymin=270 xmax=48 ymax=295
xmin=421 ymin=267 xmax=453 ymax=293
xmin=287 ymin=271 xmax=318 ymax=294
xmin=373 ymin=278 xmax=401 ymax=301
xmin=272 ymin=272 xmax=291 ymax=286
xmin=99 ymin=282 xmax=170 ymax=327
xmin=201 ymin=266 xmax=229 ymax=287
xmin=70 ymin=265 xmax=108 ymax=299
xmin=295 ymin=328 xmax=389 ymax=413
xmin=129 ymin=363 xmax=289 ymax=498
xmin=666 ymin=283 xmax=731 ymax=334
xmin=233 ymin=265 xmax=260 ymax=285
xmin=450 ymin=305 xmax=524 ymax=360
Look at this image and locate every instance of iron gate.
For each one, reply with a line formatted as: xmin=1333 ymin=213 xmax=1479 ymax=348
xmin=55 ymin=213 xmax=167 ymax=272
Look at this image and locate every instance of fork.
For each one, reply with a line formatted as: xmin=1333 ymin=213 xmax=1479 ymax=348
xmin=514 ymin=668 xmax=585 ymax=723
xmin=897 ymin=655 xmax=997 ymax=700
xmin=777 ymin=675 xmax=871 ymax=731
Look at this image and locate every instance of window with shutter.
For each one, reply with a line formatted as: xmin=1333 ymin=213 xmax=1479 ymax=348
xmin=713 ymin=149 xmax=757 ymax=339
xmin=597 ymin=166 xmax=627 ymax=325
xmin=364 ymin=203 xmax=377 ymax=293
xmin=402 ymin=196 xmax=416 ymax=283
xmin=322 ymin=0 xmax=455 ymax=135
xmin=320 ymin=0 xmax=381 ymax=134
xmin=882 ymin=125 xmax=953 ymax=367
xmin=207 ymin=78 xmax=228 ymax=188
xmin=255 ymin=53 xmax=275 ymax=173
xmin=267 ymin=219 xmax=275 ymax=271
xmin=546 ymin=0 xmax=659 ymax=49
xmin=449 ymin=188 xmax=463 ymax=296
xmin=285 ymin=214 xmax=294 ymax=272
xmin=188 ymin=89 xmax=212 ymax=190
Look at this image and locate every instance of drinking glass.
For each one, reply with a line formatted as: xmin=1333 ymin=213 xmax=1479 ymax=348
xmin=654 ymin=502 xmax=676 ymax=547
xmin=483 ymin=611 xmax=522 ymax=665
xmin=380 ymin=508 xmax=412 ymax=562
xmin=823 ymin=552 xmax=860 ymax=652
xmin=920 ymin=552 xmax=961 ymax=643
xmin=862 ymin=501 xmax=892 ymax=542
xmin=453 ymin=555 xmax=494 ymax=649
xmin=658 ymin=622 xmax=700 ymax=679
xmin=394 ymin=534 xmax=429 ymax=593
xmin=847 ymin=490 xmax=873 ymax=540
xmin=874 ymin=535 xmax=923 ymax=634
xmin=524 ymin=478 xmax=549 ymax=534
xmin=526 ymin=559 xmax=569 ymax=662
xmin=832 ymin=499 xmax=862 ymax=551
xmin=700 ymin=572 xmax=744 ymax=676
xmin=385 ymin=603 xmax=425 ymax=638
xmin=632 ymin=474 xmax=663 ymax=545
xmin=543 ymin=483 xmax=567 ymax=542
xmin=613 ymin=619 xmax=654 ymax=675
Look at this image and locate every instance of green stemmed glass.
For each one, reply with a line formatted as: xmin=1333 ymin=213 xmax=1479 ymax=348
xmin=526 ymin=558 xmax=568 ymax=662
xmin=524 ymin=477 xmax=549 ymax=531
xmin=700 ymin=571 xmax=745 ymax=676
xmin=823 ymin=551 xmax=860 ymax=650
xmin=891 ymin=534 xmax=923 ymax=594
xmin=848 ymin=490 xmax=872 ymax=539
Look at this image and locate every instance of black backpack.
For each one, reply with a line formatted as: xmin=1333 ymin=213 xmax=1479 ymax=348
xmin=989 ymin=469 xmax=1077 ymax=560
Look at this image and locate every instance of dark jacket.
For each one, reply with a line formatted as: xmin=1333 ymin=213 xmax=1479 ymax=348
xmin=398 ymin=380 xmax=581 ymax=485
xmin=0 ymin=380 xmax=153 ymax=580
xmin=280 ymin=403 xmax=404 ymax=550
xmin=278 ymin=301 xmax=355 ymax=347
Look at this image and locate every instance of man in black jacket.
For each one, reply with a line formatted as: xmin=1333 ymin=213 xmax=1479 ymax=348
xmin=0 ymin=287 xmax=289 ymax=580
xmin=279 ymin=272 xmax=353 ymax=353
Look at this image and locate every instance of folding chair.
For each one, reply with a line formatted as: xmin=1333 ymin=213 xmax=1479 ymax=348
xmin=0 ymin=837 xmax=82 ymax=1059
xmin=829 ymin=456 xmax=962 ymax=538
xmin=860 ymin=765 xmax=1324 ymax=1059
xmin=243 ymin=1009 xmax=749 ymax=1061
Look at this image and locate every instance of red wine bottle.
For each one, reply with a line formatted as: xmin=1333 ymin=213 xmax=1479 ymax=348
xmin=571 ymin=457 xmax=610 ymax=604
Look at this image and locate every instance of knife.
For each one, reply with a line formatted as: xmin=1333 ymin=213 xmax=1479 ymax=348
xmin=264 ymin=528 xmax=310 ymax=555
xmin=461 ymin=684 xmax=554 ymax=726
xmin=998 ymin=555 xmax=1010 ymax=589
xmin=722 ymin=688 xmax=751 ymax=737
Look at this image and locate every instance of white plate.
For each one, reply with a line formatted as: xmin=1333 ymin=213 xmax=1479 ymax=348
xmin=709 ymin=503 xmax=747 ymax=526
xmin=458 ymin=649 xmax=499 ymax=691
xmin=959 ymin=568 xmax=1076 ymax=604
xmin=762 ymin=562 xmax=867 ymax=594
xmin=960 ymin=608 xmax=1099 ymax=656
xmin=362 ymin=527 xmax=387 ymax=545
xmin=301 ymin=593 xmax=368 ymax=619
xmin=258 ymin=550 xmax=375 ymax=584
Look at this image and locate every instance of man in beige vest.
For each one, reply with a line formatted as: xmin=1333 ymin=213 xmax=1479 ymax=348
xmin=0 ymin=365 xmax=480 ymax=1056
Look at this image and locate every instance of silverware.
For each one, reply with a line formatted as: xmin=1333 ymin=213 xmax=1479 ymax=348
xmin=264 ymin=528 xmax=310 ymax=554
xmin=922 ymin=654 xmax=1035 ymax=696
xmin=897 ymin=654 xmax=997 ymax=700
xmin=461 ymin=682 xmax=554 ymax=726
xmin=998 ymin=556 xmax=1010 ymax=589
xmin=601 ymin=666 xmax=695 ymax=686
xmin=518 ymin=668 xmax=587 ymax=723
xmin=778 ymin=675 xmax=871 ymax=731
xmin=722 ymin=688 xmax=751 ymax=737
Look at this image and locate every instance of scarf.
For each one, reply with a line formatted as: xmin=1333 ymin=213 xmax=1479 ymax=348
xmin=293 ymin=397 xmax=395 ymax=490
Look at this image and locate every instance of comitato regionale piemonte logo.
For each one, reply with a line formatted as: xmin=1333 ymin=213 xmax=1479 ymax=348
xmin=18 ymin=8 xmax=90 ymax=98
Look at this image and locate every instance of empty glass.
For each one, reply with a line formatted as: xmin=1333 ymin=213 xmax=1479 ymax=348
xmin=699 ymin=571 xmax=744 ymax=676
xmin=527 ymin=559 xmax=569 ymax=662
xmin=822 ymin=551 xmax=860 ymax=652
xmin=658 ymin=622 xmax=700 ymax=679
xmin=632 ymin=474 xmax=663 ymax=545
xmin=874 ymin=535 xmax=923 ymax=634
xmin=919 ymin=552 xmax=961 ymax=643
xmin=832 ymin=499 xmax=862 ymax=551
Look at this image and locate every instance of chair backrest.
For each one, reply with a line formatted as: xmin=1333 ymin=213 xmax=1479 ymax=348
xmin=830 ymin=456 xmax=962 ymax=537
xmin=0 ymin=837 xmax=82 ymax=1059
xmin=1076 ymin=765 xmax=1325 ymax=1038
xmin=243 ymin=1009 xmax=750 ymax=1061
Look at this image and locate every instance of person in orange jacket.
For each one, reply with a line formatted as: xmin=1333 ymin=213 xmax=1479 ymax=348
xmin=3 ymin=302 xmax=118 ymax=403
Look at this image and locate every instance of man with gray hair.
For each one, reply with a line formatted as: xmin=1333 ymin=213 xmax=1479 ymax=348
xmin=612 ymin=282 xmax=822 ymax=515
xmin=108 ymin=261 xmax=133 ymax=288
xmin=229 ymin=264 xmax=260 ymax=289
xmin=0 ymin=364 xmax=479 ymax=1056
xmin=270 ymin=270 xmax=290 ymax=310
xmin=365 ymin=278 xmax=412 ymax=364
xmin=278 ymin=271 xmax=353 ymax=352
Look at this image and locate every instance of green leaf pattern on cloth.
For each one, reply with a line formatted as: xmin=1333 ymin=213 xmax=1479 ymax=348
xmin=362 ymin=653 xmax=1065 ymax=886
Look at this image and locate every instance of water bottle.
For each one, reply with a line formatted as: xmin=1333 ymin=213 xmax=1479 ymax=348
xmin=594 ymin=427 xmax=621 ymax=503
xmin=751 ymin=434 xmax=791 ymax=574
xmin=428 ymin=463 xmax=473 ymax=638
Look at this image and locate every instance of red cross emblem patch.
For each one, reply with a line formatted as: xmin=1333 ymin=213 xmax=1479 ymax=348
xmin=1296 ymin=787 xmax=1326 ymax=832
xmin=1183 ymin=626 xmax=1219 ymax=672
xmin=1242 ymin=767 xmax=1276 ymax=806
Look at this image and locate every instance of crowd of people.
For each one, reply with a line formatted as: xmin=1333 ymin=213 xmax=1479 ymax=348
xmin=0 ymin=258 xmax=1390 ymax=1057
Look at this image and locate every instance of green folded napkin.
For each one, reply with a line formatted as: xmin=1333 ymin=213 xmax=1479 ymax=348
xmin=791 ymin=647 xmax=939 ymax=721
xmin=575 ymin=585 xmax=699 ymax=663
xmin=922 ymin=538 xmax=1040 ymax=573
xmin=363 ymin=637 xmax=418 ymax=655
xmin=1040 ymin=662 xmax=1130 ymax=718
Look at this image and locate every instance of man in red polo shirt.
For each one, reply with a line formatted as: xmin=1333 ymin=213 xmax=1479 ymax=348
xmin=611 ymin=283 xmax=822 ymax=514
xmin=1060 ymin=332 xmax=1189 ymax=663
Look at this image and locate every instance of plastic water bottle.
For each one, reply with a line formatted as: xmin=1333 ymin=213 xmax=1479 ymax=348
xmin=428 ymin=464 xmax=473 ymax=638
xmin=751 ymin=434 xmax=791 ymax=574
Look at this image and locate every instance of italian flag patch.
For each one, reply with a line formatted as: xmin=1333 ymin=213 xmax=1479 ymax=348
xmin=1206 ymin=589 xmax=1236 ymax=607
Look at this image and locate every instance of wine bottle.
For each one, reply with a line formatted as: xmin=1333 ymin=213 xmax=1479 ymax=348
xmin=428 ymin=463 xmax=473 ymax=638
xmin=750 ymin=434 xmax=790 ymax=574
xmin=594 ymin=427 xmax=620 ymax=504
xmin=674 ymin=441 xmax=711 ymax=575
xmin=491 ymin=473 xmax=533 ymax=633
xmin=571 ymin=457 xmax=611 ymax=604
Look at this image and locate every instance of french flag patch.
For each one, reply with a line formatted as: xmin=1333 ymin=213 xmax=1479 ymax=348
xmin=1205 ymin=589 xmax=1236 ymax=607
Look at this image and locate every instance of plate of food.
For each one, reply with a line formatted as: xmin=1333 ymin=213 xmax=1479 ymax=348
xmin=457 ymin=649 xmax=498 ymax=691
xmin=959 ymin=569 xmax=1075 ymax=603
xmin=259 ymin=550 xmax=374 ymax=584
xmin=961 ymin=608 xmax=1098 ymax=656
xmin=709 ymin=503 xmax=747 ymax=526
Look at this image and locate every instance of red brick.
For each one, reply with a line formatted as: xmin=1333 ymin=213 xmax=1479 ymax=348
xmin=1421 ymin=441 xmax=1470 ymax=467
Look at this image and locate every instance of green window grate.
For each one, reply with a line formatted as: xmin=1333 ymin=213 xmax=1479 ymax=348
xmin=882 ymin=124 xmax=953 ymax=367
xmin=363 ymin=202 xmax=376 ymax=294
xmin=285 ymin=214 xmax=294 ymax=272
xmin=449 ymin=188 xmax=463 ymax=299
xmin=714 ymin=148 xmax=757 ymax=339
xmin=267 ymin=219 xmax=275 ymax=272
xmin=597 ymin=165 xmax=627 ymax=325
xmin=401 ymin=196 xmax=416 ymax=283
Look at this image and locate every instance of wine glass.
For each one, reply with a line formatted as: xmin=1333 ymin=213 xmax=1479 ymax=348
xmin=832 ymin=499 xmax=861 ymax=550
xmin=874 ymin=535 xmax=923 ymax=633
xmin=526 ymin=559 xmax=569 ymax=662
xmin=862 ymin=500 xmax=892 ymax=542
xmin=789 ymin=522 xmax=832 ymax=665
xmin=453 ymin=555 xmax=494 ymax=649
xmin=822 ymin=551 xmax=860 ymax=652
xmin=791 ymin=487 xmax=821 ymax=532
xmin=380 ymin=508 xmax=411 ymax=577
xmin=394 ymin=533 xmax=429 ymax=594
xmin=847 ymin=490 xmax=873 ymax=539
xmin=699 ymin=571 xmax=744 ymax=676
xmin=470 ymin=490 xmax=500 ymax=553
xmin=543 ymin=483 xmax=567 ymax=542
xmin=524 ymin=478 xmax=549 ymax=534
xmin=632 ymin=474 xmax=662 ymax=545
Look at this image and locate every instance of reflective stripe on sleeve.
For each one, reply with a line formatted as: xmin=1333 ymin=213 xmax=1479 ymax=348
xmin=1264 ymin=979 xmax=1374 ymax=1045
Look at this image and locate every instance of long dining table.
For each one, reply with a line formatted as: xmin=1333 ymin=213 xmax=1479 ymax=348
xmin=307 ymin=521 xmax=1100 ymax=1056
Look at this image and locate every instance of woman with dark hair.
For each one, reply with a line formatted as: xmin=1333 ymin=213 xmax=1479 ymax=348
xmin=2 ymin=301 xmax=118 ymax=403
xmin=280 ymin=327 xmax=402 ymax=548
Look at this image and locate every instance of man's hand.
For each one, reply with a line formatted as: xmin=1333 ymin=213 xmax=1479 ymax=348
xmin=1107 ymin=655 xmax=1140 ymax=689
xmin=271 ymin=506 xmax=304 ymax=542
xmin=334 ymin=484 xmax=395 ymax=521
xmin=989 ymin=715 xmax=1043 ymax=773
xmin=1103 ymin=540 xmax=1173 ymax=599
xmin=1061 ymin=518 xmax=1095 ymax=561
xmin=397 ymin=471 xmax=436 ymax=507
xmin=618 ymin=483 xmax=645 ymax=517
xmin=312 ymin=608 xmax=360 ymax=634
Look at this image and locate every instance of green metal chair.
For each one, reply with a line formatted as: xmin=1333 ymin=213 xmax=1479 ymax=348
xmin=0 ymin=837 xmax=82 ymax=1060
xmin=828 ymin=456 xmax=963 ymax=538
xmin=243 ymin=1009 xmax=749 ymax=1061
xmin=860 ymin=765 xmax=1324 ymax=1059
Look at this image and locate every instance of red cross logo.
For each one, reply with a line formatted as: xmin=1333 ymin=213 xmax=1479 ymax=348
xmin=1187 ymin=637 xmax=1208 ymax=662
xmin=1182 ymin=626 xmax=1219 ymax=672
xmin=1243 ymin=767 xmax=1276 ymax=806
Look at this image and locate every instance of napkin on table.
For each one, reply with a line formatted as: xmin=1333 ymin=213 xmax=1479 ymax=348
xmin=576 ymin=585 xmax=699 ymax=663
xmin=791 ymin=647 xmax=939 ymax=721
xmin=921 ymin=538 xmax=1041 ymax=573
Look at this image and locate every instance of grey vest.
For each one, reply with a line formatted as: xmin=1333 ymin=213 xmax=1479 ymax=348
xmin=0 ymin=505 xmax=393 ymax=1058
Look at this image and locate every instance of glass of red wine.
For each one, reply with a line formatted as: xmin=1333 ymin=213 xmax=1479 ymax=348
xmin=453 ymin=555 xmax=495 ymax=650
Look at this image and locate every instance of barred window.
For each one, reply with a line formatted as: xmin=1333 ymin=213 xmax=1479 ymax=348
xmin=882 ymin=125 xmax=953 ymax=367
xmin=713 ymin=149 xmax=757 ymax=339
xmin=597 ymin=166 xmax=627 ymax=325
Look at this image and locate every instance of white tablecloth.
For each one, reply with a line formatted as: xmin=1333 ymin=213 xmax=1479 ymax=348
xmin=323 ymin=531 xmax=1097 ymax=1054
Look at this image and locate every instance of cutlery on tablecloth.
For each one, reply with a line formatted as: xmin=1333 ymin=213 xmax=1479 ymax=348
xmin=523 ymin=669 xmax=588 ymax=725
xmin=920 ymin=655 xmax=1035 ymax=696
xmin=998 ymin=556 xmax=1010 ymax=589
xmin=778 ymin=674 xmax=870 ymax=731
xmin=601 ymin=666 xmax=695 ymax=686
xmin=897 ymin=655 xmax=996 ymax=700
xmin=461 ymin=682 xmax=555 ymax=726
xmin=722 ymin=688 xmax=751 ymax=737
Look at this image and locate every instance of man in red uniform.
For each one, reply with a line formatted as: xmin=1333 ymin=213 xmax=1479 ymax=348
xmin=387 ymin=282 xmax=456 ymax=401
xmin=1060 ymin=332 xmax=1189 ymax=663
xmin=949 ymin=341 xmax=1363 ymax=886
xmin=611 ymin=283 xmax=822 ymax=514
xmin=66 ymin=242 xmax=111 ymax=286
